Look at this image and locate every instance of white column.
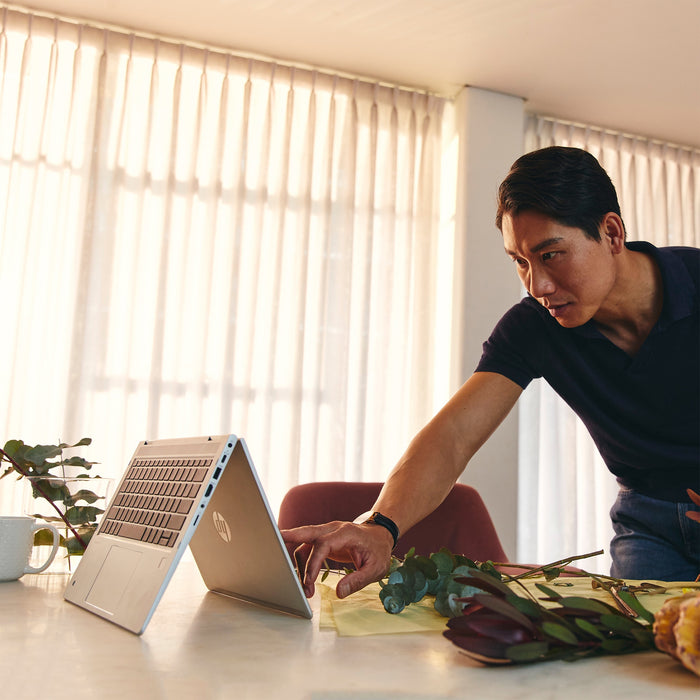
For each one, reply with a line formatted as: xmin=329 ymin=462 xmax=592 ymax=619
xmin=450 ymin=87 xmax=524 ymax=560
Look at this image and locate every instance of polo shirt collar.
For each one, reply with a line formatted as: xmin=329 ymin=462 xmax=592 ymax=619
xmin=570 ymin=241 xmax=695 ymax=339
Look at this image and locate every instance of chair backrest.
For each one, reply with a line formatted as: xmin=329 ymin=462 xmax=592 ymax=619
xmin=278 ymin=481 xmax=507 ymax=562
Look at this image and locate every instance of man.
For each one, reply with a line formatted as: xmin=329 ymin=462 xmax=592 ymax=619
xmin=282 ymin=146 xmax=700 ymax=599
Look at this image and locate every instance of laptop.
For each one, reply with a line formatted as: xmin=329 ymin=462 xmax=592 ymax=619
xmin=64 ymin=435 xmax=312 ymax=634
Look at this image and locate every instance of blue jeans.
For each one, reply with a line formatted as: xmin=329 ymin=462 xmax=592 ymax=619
xmin=609 ymin=487 xmax=700 ymax=581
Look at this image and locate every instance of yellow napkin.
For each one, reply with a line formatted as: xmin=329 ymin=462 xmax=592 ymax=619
xmin=319 ymin=578 xmax=445 ymax=636
xmin=513 ymin=577 xmax=695 ymax=616
xmin=319 ymin=573 xmax=698 ymax=637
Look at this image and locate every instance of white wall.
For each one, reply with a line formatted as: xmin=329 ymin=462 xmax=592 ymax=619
xmin=450 ymin=87 xmax=525 ymax=559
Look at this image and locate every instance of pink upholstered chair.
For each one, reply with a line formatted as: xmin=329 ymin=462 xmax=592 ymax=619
xmin=278 ymin=481 xmax=508 ymax=562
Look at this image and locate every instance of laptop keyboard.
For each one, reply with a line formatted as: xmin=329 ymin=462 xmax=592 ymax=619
xmin=100 ymin=457 xmax=212 ymax=547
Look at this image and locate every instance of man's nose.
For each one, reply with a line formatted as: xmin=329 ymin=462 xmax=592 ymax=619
xmin=529 ymin=268 xmax=556 ymax=298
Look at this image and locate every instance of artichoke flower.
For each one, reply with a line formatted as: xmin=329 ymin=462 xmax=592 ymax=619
xmin=653 ymin=592 xmax=700 ymax=676
xmin=442 ymin=570 xmax=655 ymax=665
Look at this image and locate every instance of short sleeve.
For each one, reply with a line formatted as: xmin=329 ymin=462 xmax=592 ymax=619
xmin=475 ymin=299 xmax=546 ymax=390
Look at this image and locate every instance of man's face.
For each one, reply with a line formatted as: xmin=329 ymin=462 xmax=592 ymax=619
xmin=501 ymin=210 xmax=618 ymax=328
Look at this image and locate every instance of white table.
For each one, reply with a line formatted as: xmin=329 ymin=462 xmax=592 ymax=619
xmin=1 ymin=560 xmax=697 ymax=699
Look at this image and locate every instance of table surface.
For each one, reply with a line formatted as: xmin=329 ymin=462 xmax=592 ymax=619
xmin=1 ymin=560 xmax=698 ymax=700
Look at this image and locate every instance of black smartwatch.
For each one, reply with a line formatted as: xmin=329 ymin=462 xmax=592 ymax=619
xmin=365 ymin=511 xmax=399 ymax=549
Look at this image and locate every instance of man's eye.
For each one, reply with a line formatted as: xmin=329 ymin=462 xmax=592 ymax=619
xmin=542 ymin=251 xmax=558 ymax=261
xmin=513 ymin=258 xmax=527 ymax=267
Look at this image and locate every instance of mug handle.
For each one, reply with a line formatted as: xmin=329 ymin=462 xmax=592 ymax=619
xmin=24 ymin=523 xmax=60 ymax=575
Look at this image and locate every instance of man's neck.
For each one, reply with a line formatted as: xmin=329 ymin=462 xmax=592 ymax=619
xmin=593 ymin=248 xmax=663 ymax=356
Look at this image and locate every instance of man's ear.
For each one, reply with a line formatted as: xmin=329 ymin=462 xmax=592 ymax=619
xmin=601 ymin=213 xmax=626 ymax=253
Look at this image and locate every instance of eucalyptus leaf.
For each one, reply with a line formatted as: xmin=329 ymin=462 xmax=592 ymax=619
xmin=434 ymin=591 xmax=450 ymax=617
xmin=33 ymin=529 xmax=67 ymax=547
xmin=542 ymin=566 xmax=562 ymax=581
xmin=478 ymin=562 xmax=503 ymax=581
xmin=61 ymin=456 xmax=96 ymax=469
xmin=24 ymin=445 xmax=62 ymax=465
xmin=30 ymin=478 xmax=72 ymax=503
xmin=27 ymin=514 xmax=65 ymax=524
xmin=454 ymin=554 xmax=477 ymax=569
xmin=412 ymin=555 xmax=438 ymax=580
xmin=65 ymin=528 xmax=95 ymax=554
xmin=413 ymin=581 xmax=430 ymax=603
xmin=64 ymin=489 xmax=102 ymax=506
xmin=412 ymin=569 xmax=426 ymax=589
xmin=426 ymin=574 xmax=444 ymax=595
xmin=2 ymin=440 xmax=25 ymax=459
xmin=454 ymin=569 xmax=512 ymax=597
xmin=382 ymin=596 xmax=405 ymax=614
xmin=387 ymin=570 xmax=404 ymax=585
xmin=58 ymin=438 xmax=92 ymax=448
xmin=64 ymin=505 xmax=104 ymax=525
xmin=430 ymin=551 xmax=453 ymax=574
xmin=401 ymin=567 xmax=416 ymax=590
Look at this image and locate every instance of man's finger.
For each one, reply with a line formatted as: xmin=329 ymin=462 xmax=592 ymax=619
xmin=292 ymin=542 xmax=312 ymax=573
xmin=280 ymin=523 xmax=342 ymax=545
xmin=336 ymin=566 xmax=385 ymax=599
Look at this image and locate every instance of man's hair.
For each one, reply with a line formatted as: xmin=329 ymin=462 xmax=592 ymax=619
xmin=495 ymin=146 xmax=624 ymax=241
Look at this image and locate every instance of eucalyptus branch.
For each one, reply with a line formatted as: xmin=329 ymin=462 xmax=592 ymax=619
xmin=0 ymin=447 xmax=88 ymax=550
xmin=498 ymin=549 xmax=607 ymax=581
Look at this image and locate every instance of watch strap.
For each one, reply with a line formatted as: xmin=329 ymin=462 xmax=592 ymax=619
xmin=365 ymin=511 xmax=399 ymax=548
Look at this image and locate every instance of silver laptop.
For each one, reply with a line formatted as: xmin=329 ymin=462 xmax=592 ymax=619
xmin=64 ymin=435 xmax=312 ymax=634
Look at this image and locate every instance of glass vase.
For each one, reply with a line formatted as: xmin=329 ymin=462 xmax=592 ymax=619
xmin=23 ymin=476 xmax=114 ymax=574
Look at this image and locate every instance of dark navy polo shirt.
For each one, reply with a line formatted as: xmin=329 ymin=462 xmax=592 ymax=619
xmin=475 ymin=241 xmax=700 ymax=502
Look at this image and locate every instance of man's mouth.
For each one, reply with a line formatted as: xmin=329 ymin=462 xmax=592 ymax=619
xmin=545 ymin=302 xmax=570 ymax=318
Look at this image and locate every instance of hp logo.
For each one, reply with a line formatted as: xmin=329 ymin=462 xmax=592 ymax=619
xmin=212 ymin=511 xmax=231 ymax=543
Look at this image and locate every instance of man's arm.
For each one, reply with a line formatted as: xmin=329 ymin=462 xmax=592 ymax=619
xmin=282 ymin=371 xmax=523 ymax=598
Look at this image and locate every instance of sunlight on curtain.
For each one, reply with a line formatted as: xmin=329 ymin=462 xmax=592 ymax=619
xmin=0 ymin=7 xmax=457 ymax=515
xmin=519 ymin=115 xmax=700 ymax=572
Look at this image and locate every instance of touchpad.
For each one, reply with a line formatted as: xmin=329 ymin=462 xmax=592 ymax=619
xmin=86 ymin=545 xmax=143 ymax=614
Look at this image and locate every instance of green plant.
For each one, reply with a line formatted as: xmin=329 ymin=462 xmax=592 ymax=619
xmin=378 ymin=547 xmax=664 ymax=665
xmin=0 ymin=438 xmax=104 ymax=557
xmin=378 ymin=547 xmax=502 ymax=616
xmin=443 ymin=567 xmax=657 ymax=664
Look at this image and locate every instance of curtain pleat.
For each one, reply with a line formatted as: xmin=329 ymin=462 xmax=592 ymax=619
xmin=520 ymin=115 xmax=700 ymax=572
xmin=0 ymin=7 xmax=453 ymax=515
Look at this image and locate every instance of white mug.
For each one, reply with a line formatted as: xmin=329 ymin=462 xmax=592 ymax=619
xmin=0 ymin=516 xmax=60 ymax=581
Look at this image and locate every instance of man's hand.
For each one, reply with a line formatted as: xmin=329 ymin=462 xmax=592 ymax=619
xmin=686 ymin=488 xmax=700 ymax=523
xmin=281 ymin=521 xmax=394 ymax=599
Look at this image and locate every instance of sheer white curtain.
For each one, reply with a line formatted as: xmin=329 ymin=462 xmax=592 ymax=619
xmin=519 ymin=115 xmax=700 ymax=572
xmin=0 ymin=7 xmax=457 ymax=515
